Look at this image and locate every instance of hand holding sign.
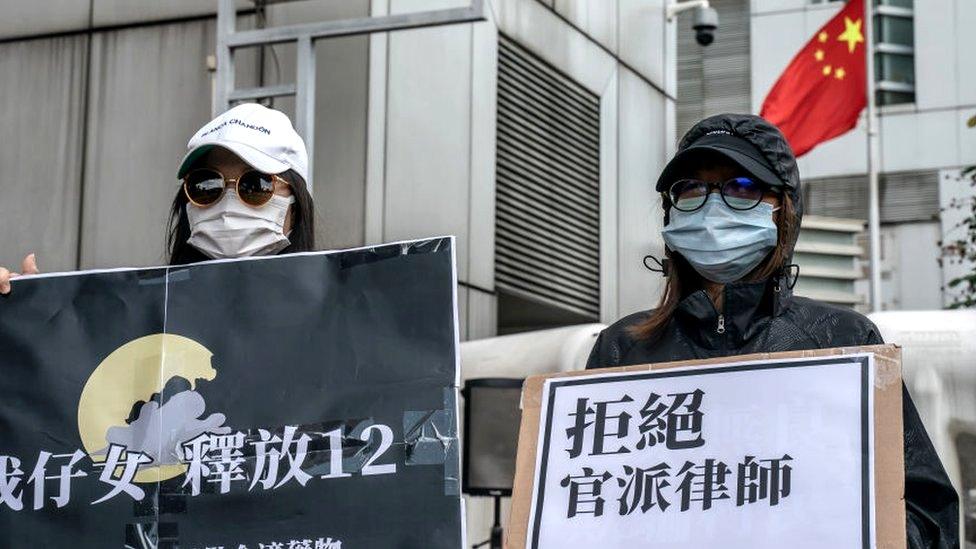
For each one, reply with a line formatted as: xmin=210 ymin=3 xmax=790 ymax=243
xmin=0 ymin=253 xmax=38 ymax=295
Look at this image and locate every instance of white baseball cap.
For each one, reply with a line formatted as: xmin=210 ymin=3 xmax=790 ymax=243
xmin=177 ymin=103 xmax=309 ymax=183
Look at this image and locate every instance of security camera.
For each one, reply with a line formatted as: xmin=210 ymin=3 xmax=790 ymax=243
xmin=692 ymin=6 xmax=719 ymax=46
xmin=666 ymin=1 xmax=720 ymax=47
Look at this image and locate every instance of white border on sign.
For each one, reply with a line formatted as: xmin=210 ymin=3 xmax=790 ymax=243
xmin=524 ymin=353 xmax=877 ymax=549
xmin=9 ymin=235 xmax=458 ymax=282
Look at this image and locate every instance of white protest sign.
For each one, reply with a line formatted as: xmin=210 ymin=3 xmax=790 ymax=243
xmin=523 ymin=354 xmax=876 ymax=549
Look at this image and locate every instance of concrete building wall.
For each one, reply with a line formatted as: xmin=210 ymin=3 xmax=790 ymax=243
xmin=849 ymin=221 xmax=945 ymax=311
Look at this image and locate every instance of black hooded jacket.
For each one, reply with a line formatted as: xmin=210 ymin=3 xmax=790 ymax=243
xmin=586 ymin=114 xmax=959 ymax=548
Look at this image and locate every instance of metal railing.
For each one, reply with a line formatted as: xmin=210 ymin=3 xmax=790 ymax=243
xmin=213 ymin=0 xmax=486 ymax=193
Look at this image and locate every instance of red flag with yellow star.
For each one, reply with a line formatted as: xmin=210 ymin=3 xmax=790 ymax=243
xmin=760 ymin=0 xmax=866 ymax=157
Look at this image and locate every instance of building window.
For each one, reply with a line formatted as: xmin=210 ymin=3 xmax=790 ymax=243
xmin=874 ymin=0 xmax=915 ymax=106
xmin=810 ymin=1 xmax=916 ymax=106
xmin=494 ymin=36 xmax=601 ymax=334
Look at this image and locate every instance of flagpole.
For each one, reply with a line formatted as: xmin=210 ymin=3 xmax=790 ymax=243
xmin=864 ymin=0 xmax=883 ymax=312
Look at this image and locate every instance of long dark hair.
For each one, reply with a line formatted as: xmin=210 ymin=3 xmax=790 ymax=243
xmin=629 ymin=192 xmax=799 ymax=342
xmin=166 ymin=170 xmax=315 ymax=265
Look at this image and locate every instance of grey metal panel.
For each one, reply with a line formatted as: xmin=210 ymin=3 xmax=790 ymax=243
xmin=457 ymin=285 xmax=469 ymax=341
xmin=258 ymin=0 xmax=371 ymax=248
xmin=465 ymin=286 xmax=497 ymax=340
xmin=80 ymin=20 xmax=217 ymax=268
xmin=382 ymin=8 xmax=472 ymax=281
xmin=495 ymin=36 xmax=601 ymax=320
xmin=308 ymin=35 xmax=369 ymax=248
xmin=676 ymin=0 xmax=751 ymax=138
xmin=616 ymin=67 xmax=669 ymax=319
xmin=229 ymin=0 xmax=482 ymax=47
xmin=0 ymin=1 xmax=90 ymax=40
xmin=92 ymin=0 xmax=252 ymax=27
xmin=803 ymin=170 xmax=940 ymax=223
xmin=881 ymin=170 xmax=940 ymax=223
xmin=793 ymin=215 xmax=863 ymax=307
xmin=467 ymin=17 xmax=499 ymax=293
xmin=617 ymin=0 xmax=668 ymax=91
xmin=803 ymin=174 xmax=868 ymax=221
xmin=93 ymin=0 xmax=220 ymax=27
xmin=552 ymin=0 xmax=618 ymax=53
xmin=0 ymin=35 xmax=87 ymax=271
xmin=0 ymin=1 xmax=258 ymax=40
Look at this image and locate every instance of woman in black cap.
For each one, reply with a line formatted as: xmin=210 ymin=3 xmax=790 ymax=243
xmin=587 ymin=113 xmax=958 ymax=548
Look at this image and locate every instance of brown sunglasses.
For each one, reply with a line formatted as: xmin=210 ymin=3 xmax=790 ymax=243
xmin=183 ymin=168 xmax=289 ymax=208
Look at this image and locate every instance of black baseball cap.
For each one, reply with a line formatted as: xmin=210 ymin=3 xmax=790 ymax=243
xmin=655 ymin=130 xmax=786 ymax=192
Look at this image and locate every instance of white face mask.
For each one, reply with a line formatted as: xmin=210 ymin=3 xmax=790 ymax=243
xmin=662 ymin=194 xmax=779 ymax=284
xmin=186 ymin=189 xmax=295 ymax=259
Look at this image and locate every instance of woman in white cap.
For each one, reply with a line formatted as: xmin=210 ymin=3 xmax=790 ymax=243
xmin=0 ymin=103 xmax=314 ymax=292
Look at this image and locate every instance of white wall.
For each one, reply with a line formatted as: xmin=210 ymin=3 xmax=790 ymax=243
xmin=617 ymin=68 xmax=670 ymax=316
xmin=882 ymin=222 xmax=944 ymax=310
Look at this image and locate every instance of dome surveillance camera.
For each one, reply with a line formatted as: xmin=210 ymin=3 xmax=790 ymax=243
xmin=692 ymin=6 xmax=719 ymax=46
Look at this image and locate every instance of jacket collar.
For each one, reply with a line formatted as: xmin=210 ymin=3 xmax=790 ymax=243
xmin=673 ymin=278 xmax=793 ymax=350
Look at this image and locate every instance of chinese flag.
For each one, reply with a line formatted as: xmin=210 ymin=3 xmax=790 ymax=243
xmin=760 ymin=0 xmax=867 ymax=157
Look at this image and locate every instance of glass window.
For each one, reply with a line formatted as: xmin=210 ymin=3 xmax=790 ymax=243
xmin=876 ymin=90 xmax=915 ymax=106
xmin=876 ymin=0 xmax=913 ymax=8
xmin=872 ymin=4 xmax=914 ymax=106
xmin=876 ymin=52 xmax=915 ymax=85
xmin=875 ymin=15 xmax=914 ymax=47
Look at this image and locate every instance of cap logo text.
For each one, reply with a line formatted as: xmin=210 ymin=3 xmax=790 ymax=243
xmin=200 ymin=118 xmax=271 ymax=138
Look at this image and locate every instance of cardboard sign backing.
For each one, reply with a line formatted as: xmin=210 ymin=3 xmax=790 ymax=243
xmin=506 ymin=344 xmax=905 ymax=549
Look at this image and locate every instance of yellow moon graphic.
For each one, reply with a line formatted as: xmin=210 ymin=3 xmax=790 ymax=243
xmin=77 ymin=334 xmax=218 ymax=483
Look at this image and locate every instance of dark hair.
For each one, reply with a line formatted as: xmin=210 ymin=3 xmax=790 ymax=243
xmin=629 ymin=192 xmax=798 ymax=342
xmin=166 ymin=170 xmax=315 ymax=265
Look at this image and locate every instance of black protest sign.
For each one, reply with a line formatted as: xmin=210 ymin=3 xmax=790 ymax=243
xmin=0 ymin=237 xmax=462 ymax=548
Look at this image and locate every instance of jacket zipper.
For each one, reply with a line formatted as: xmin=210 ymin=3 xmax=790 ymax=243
xmin=716 ymin=314 xmax=726 ymax=334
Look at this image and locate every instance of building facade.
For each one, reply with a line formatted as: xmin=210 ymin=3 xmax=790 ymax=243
xmin=0 ymin=0 xmax=680 ymax=541
xmin=0 ymin=0 xmax=678 ymax=337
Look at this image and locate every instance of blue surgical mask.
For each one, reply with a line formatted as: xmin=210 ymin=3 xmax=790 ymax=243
xmin=662 ymin=194 xmax=778 ymax=284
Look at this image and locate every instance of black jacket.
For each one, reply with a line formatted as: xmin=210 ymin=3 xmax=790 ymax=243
xmin=587 ymin=114 xmax=959 ymax=548
xmin=585 ymin=283 xmax=958 ymax=548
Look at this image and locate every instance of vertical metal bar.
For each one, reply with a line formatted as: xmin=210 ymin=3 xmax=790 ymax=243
xmin=865 ymin=0 xmax=883 ymax=312
xmin=214 ymin=0 xmax=236 ymax=116
xmin=76 ymin=0 xmax=96 ymax=269
xmin=295 ymin=35 xmax=316 ymax=194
